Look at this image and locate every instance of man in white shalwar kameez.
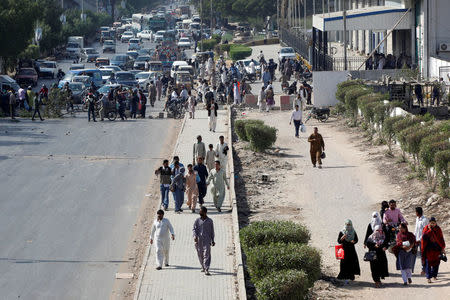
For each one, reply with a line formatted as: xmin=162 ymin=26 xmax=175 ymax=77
xmin=215 ymin=135 xmax=229 ymax=173
xmin=150 ymin=210 xmax=175 ymax=270
xmin=206 ymin=160 xmax=229 ymax=212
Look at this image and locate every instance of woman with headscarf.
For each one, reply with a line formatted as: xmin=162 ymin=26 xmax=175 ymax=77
xmin=421 ymin=217 xmax=446 ymax=283
xmin=337 ymin=219 xmax=361 ymax=282
xmin=364 ymin=224 xmax=389 ymax=288
xmin=393 ymin=223 xmax=416 ymax=285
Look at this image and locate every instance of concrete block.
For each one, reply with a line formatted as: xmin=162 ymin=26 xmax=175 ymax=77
xmin=245 ymin=94 xmax=257 ymax=107
xmin=280 ymin=95 xmax=291 ymax=110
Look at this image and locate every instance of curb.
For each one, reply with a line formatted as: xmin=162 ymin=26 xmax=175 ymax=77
xmin=133 ymin=115 xmax=188 ymax=300
xmin=227 ymin=105 xmax=247 ymax=300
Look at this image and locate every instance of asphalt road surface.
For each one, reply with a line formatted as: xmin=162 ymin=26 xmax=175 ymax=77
xmin=0 ymin=36 xmax=180 ymax=299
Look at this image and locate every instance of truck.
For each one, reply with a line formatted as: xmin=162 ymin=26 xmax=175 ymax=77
xmin=176 ymin=6 xmax=190 ymax=17
xmin=66 ymin=36 xmax=84 ymax=59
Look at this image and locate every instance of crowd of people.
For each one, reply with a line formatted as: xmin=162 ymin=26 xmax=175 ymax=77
xmin=337 ymin=200 xmax=446 ymax=287
xmin=365 ymin=52 xmax=413 ymax=70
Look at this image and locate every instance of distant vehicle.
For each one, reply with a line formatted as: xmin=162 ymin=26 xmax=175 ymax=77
xmin=128 ymin=38 xmax=141 ymax=51
xmin=175 ymin=71 xmax=193 ymax=91
xmin=178 ymin=65 xmax=194 ymax=77
xmin=135 ymin=71 xmax=159 ymax=86
xmin=127 ymin=51 xmax=140 ymax=60
xmin=128 ymin=69 xmax=142 ymax=77
xmin=95 ymin=57 xmax=110 ymax=67
xmin=58 ymin=69 xmax=102 ymax=88
xmin=121 ymin=31 xmax=134 ymax=43
xmin=71 ymin=75 xmax=92 ymax=86
xmin=38 ymin=61 xmax=57 ymax=78
xmin=154 ymin=30 xmax=165 ymax=42
xmin=177 ymin=37 xmax=192 ymax=49
xmin=102 ymin=40 xmax=116 ymax=53
xmin=69 ymin=63 xmax=85 ymax=71
xmin=148 ymin=61 xmax=163 ymax=72
xmin=68 ymin=82 xmax=86 ymax=104
xmin=98 ymin=84 xmax=122 ymax=95
xmin=115 ymin=71 xmax=137 ymax=86
xmin=170 ymin=61 xmax=188 ymax=78
xmin=0 ymin=75 xmax=20 ymax=92
xmin=237 ymin=59 xmax=261 ymax=74
xmin=100 ymin=65 xmax=123 ymax=72
xmin=133 ymin=55 xmax=151 ymax=70
xmin=80 ymin=48 xmax=100 ymax=62
xmin=138 ymin=49 xmax=151 ymax=56
xmin=66 ymin=36 xmax=84 ymax=58
xmin=278 ymin=47 xmax=296 ymax=62
xmin=137 ymin=30 xmax=153 ymax=40
xmin=111 ymin=54 xmax=133 ymax=70
xmin=15 ymin=68 xmax=38 ymax=86
xmin=100 ymin=68 xmax=115 ymax=83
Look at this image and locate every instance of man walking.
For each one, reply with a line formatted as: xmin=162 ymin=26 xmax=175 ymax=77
xmin=156 ymin=76 xmax=163 ymax=101
xmin=414 ymin=206 xmax=428 ymax=274
xmin=206 ymin=161 xmax=229 ymax=212
xmin=289 ymin=105 xmax=303 ymax=138
xmin=150 ymin=210 xmax=175 ymax=270
xmin=139 ymin=89 xmax=147 ymax=118
xmin=307 ymin=127 xmax=325 ymax=168
xmin=171 ymin=160 xmax=185 ymax=213
xmin=215 ymin=136 xmax=229 ymax=173
xmin=148 ymin=81 xmax=157 ymax=107
xmin=193 ymin=206 xmax=215 ymax=275
xmin=87 ymin=93 xmax=96 ymax=122
xmin=194 ymin=157 xmax=208 ymax=208
xmin=193 ymin=135 xmax=206 ymax=165
xmin=155 ymin=160 xmax=172 ymax=210
xmin=32 ymin=91 xmax=44 ymax=121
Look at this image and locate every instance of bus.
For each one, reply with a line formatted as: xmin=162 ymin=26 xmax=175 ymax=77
xmin=149 ymin=15 xmax=167 ymax=32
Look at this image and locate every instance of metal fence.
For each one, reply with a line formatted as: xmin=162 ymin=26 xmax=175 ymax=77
xmin=331 ymin=56 xmax=368 ymax=71
xmin=280 ymin=27 xmax=310 ymax=60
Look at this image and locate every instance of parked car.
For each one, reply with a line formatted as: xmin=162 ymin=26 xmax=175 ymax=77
xmin=137 ymin=30 xmax=153 ymax=40
xmin=58 ymin=69 xmax=102 ymax=88
xmin=80 ymin=48 xmax=100 ymax=62
xmin=121 ymin=31 xmax=134 ymax=43
xmin=237 ymin=59 xmax=261 ymax=74
xmin=95 ymin=57 xmax=110 ymax=67
xmin=0 ymin=75 xmax=20 ymax=92
xmin=69 ymin=63 xmax=85 ymax=71
xmin=115 ymin=71 xmax=137 ymax=86
xmin=111 ymin=54 xmax=133 ymax=70
xmin=154 ymin=30 xmax=165 ymax=42
xmin=177 ymin=37 xmax=192 ymax=49
xmin=127 ymin=51 xmax=139 ymax=60
xmin=100 ymin=65 xmax=123 ymax=72
xmin=68 ymin=82 xmax=87 ymax=104
xmin=278 ymin=47 xmax=296 ymax=62
xmin=128 ymin=38 xmax=141 ymax=51
xmin=102 ymin=40 xmax=116 ymax=53
xmin=16 ymin=68 xmax=38 ymax=87
xmin=133 ymin=55 xmax=151 ymax=70
xmin=100 ymin=68 xmax=115 ymax=83
xmin=38 ymin=61 xmax=57 ymax=78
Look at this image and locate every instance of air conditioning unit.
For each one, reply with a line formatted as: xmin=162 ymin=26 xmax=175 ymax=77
xmin=439 ymin=43 xmax=450 ymax=52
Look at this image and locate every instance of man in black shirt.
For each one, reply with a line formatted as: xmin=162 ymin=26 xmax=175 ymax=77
xmin=194 ymin=157 xmax=208 ymax=207
xmin=155 ymin=159 xmax=173 ymax=211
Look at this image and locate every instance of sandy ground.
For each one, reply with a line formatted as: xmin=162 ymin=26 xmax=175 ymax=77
xmin=233 ymin=109 xmax=450 ymax=300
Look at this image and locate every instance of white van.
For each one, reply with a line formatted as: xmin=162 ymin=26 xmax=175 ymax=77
xmin=170 ymin=61 xmax=188 ymax=78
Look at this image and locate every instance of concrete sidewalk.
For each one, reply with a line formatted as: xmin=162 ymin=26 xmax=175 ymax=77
xmin=135 ymin=108 xmax=236 ymax=300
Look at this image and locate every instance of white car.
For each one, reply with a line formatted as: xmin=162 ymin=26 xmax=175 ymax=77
xmin=278 ymin=47 xmax=297 ymax=62
xmin=154 ymin=30 xmax=165 ymax=42
xmin=177 ymin=37 xmax=192 ymax=48
xmin=121 ymin=31 xmax=134 ymax=43
xmin=128 ymin=38 xmax=141 ymax=51
xmin=137 ymin=30 xmax=153 ymax=40
xmin=135 ymin=71 xmax=160 ymax=86
xmin=237 ymin=59 xmax=261 ymax=74
xmin=100 ymin=68 xmax=115 ymax=83
xmin=100 ymin=65 xmax=123 ymax=72
xmin=38 ymin=61 xmax=57 ymax=79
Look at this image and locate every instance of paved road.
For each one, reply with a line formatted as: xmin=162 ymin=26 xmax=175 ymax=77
xmin=0 ymin=104 xmax=175 ymax=299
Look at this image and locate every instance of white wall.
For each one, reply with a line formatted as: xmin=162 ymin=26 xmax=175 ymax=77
xmin=312 ymin=71 xmax=349 ymax=106
xmin=429 ymin=56 xmax=450 ymax=80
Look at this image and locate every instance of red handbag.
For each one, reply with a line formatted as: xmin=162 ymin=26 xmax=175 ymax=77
xmin=335 ymin=244 xmax=345 ymax=260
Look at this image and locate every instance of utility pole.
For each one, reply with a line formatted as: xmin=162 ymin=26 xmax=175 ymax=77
xmin=210 ymin=0 xmax=213 ymax=32
xmin=200 ymin=0 xmax=203 ymax=51
xmin=343 ymin=0 xmax=347 ymax=70
xmin=304 ymin=0 xmax=307 ymax=37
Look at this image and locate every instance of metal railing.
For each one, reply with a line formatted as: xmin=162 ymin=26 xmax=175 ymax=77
xmin=331 ymin=56 xmax=368 ymax=71
xmin=280 ymin=27 xmax=310 ymax=60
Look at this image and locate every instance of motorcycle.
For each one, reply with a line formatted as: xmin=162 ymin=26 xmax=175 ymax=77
xmin=283 ymin=81 xmax=297 ymax=95
xmin=304 ymin=107 xmax=330 ymax=123
xmin=243 ymin=72 xmax=256 ymax=83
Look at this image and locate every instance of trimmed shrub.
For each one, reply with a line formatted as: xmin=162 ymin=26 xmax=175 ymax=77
xmin=357 ymin=93 xmax=385 ymax=124
xmin=246 ymin=124 xmax=277 ymax=152
xmin=246 ymin=243 xmax=321 ymax=283
xmin=255 ymin=270 xmax=310 ymax=300
xmin=402 ymin=125 xmax=433 ymax=165
xmin=382 ymin=116 xmax=404 ymax=153
xmin=419 ymin=134 xmax=450 ymax=190
xmin=211 ymin=34 xmax=222 ymax=44
xmin=435 ymin=150 xmax=450 ymax=196
xmin=437 ymin=120 xmax=450 ymax=132
xmin=220 ymin=44 xmax=232 ymax=53
xmin=230 ymin=45 xmax=252 ymax=60
xmin=200 ymin=38 xmax=218 ymax=51
xmin=240 ymin=221 xmax=310 ymax=251
xmin=344 ymin=86 xmax=372 ymax=124
xmin=235 ymin=119 xmax=264 ymax=141
xmin=335 ymin=80 xmax=363 ymax=102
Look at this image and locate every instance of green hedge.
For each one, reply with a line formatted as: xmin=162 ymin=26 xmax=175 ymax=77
xmin=246 ymin=243 xmax=321 ymax=283
xmin=235 ymin=119 xmax=264 ymax=141
xmin=200 ymin=38 xmax=218 ymax=51
xmin=435 ymin=149 xmax=450 ymax=195
xmin=255 ymin=270 xmax=310 ymax=300
xmin=246 ymin=123 xmax=277 ymax=152
xmin=240 ymin=221 xmax=310 ymax=252
xmin=335 ymin=80 xmax=363 ymax=102
xmin=230 ymin=45 xmax=252 ymax=60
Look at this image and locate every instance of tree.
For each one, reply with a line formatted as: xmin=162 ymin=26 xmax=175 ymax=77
xmin=0 ymin=0 xmax=39 ymax=72
xmin=36 ymin=0 xmax=64 ymax=55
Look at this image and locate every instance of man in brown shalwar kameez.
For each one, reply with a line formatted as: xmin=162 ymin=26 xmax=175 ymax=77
xmin=308 ymin=127 xmax=325 ymax=168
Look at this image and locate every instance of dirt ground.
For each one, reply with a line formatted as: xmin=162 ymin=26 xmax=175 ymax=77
xmin=232 ymin=108 xmax=450 ymax=300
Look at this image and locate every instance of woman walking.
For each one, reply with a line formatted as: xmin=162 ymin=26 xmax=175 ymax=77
xmin=265 ymin=86 xmax=275 ymax=112
xmin=421 ymin=217 xmax=446 ymax=283
xmin=337 ymin=219 xmax=361 ymax=283
xmin=185 ymin=164 xmax=199 ymax=213
xmin=364 ymin=224 xmax=389 ymax=288
xmin=394 ymin=223 xmax=416 ymax=285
